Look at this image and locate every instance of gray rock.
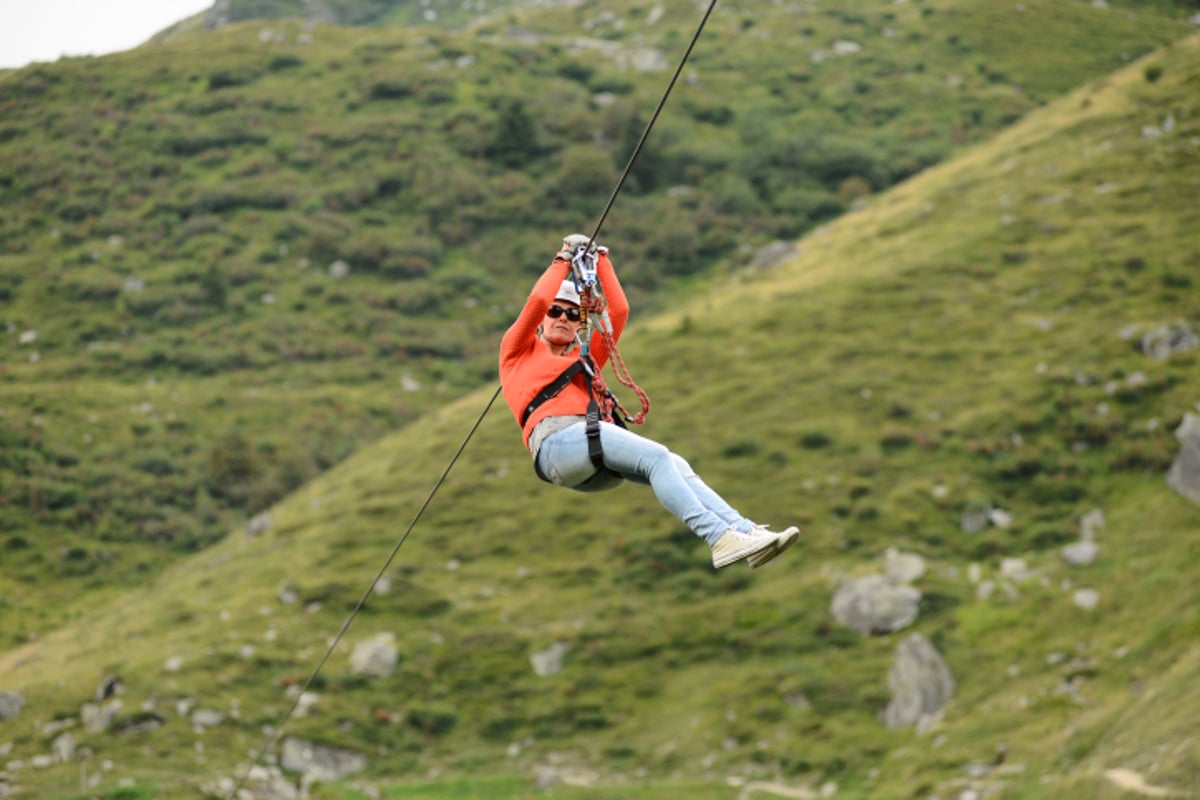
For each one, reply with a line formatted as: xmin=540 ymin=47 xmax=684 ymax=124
xmin=531 ymin=642 xmax=568 ymax=677
xmin=81 ymin=700 xmax=120 ymax=733
xmin=961 ymin=506 xmax=991 ymax=534
xmin=1074 ymin=588 xmax=1101 ymax=611
xmin=883 ymin=633 xmax=956 ymax=730
xmin=51 ymin=732 xmax=74 ymax=763
xmin=191 ymin=708 xmax=226 ymax=731
xmin=0 ymin=693 xmax=22 ymax=721
xmin=1167 ymin=412 xmax=1200 ymax=506
xmin=1061 ymin=540 xmax=1100 ymax=567
xmin=246 ymin=512 xmax=273 ymax=538
xmin=280 ymin=737 xmax=366 ymax=781
xmin=831 ymin=574 xmax=921 ymax=636
xmin=884 ymin=548 xmax=927 ymax=585
xmin=1141 ymin=324 xmax=1198 ymax=359
xmin=349 ymin=633 xmax=399 ymax=678
xmin=1079 ymin=508 xmax=1106 ymax=540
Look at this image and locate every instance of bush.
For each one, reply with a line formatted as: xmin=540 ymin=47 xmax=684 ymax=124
xmin=407 ymin=704 xmax=459 ymax=736
xmin=800 ymin=429 xmax=833 ymax=449
xmin=207 ymin=69 xmax=260 ymax=91
xmin=487 ymin=99 xmax=540 ymax=168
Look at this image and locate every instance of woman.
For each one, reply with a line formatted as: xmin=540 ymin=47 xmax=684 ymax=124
xmin=499 ymin=235 xmax=798 ymax=569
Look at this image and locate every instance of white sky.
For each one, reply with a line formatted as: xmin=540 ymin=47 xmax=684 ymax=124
xmin=0 ymin=0 xmax=212 ymax=70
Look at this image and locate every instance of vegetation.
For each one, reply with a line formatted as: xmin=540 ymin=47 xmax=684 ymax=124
xmin=0 ymin=2 xmax=1198 ymax=799
xmin=0 ymin=0 xmax=1190 ymax=644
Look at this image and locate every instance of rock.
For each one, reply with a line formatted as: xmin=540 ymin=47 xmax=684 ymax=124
xmin=831 ymin=574 xmax=921 ymax=636
xmin=530 ymin=642 xmax=568 ymax=677
xmin=246 ymin=512 xmax=273 ymax=538
xmin=1079 ymin=508 xmax=1106 ymax=540
xmin=81 ymin=700 xmax=120 ymax=733
xmin=0 ymin=693 xmax=23 ymax=720
xmin=961 ymin=506 xmax=991 ymax=534
xmin=884 ymin=548 xmax=926 ymax=585
xmin=349 ymin=633 xmax=399 ymax=678
xmin=1073 ymin=588 xmax=1101 ymax=611
xmin=988 ymin=508 xmax=1014 ymax=529
xmin=1061 ymin=540 xmax=1099 ymax=566
xmin=280 ymin=737 xmax=366 ymax=781
xmin=750 ymin=240 xmax=798 ymax=271
xmin=1166 ymin=412 xmax=1200 ymax=506
xmin=999 ymin=558 xmax=1034 ymax=583
xmin=883 ymin=633 xmax=956 ymax=730
xmin=1140 ymin=323 xmax=1198 ymax=359
xmin=51 ymin=732 xmax=74 ymax=763
xmin=191 ymin=709 xmax=226 ymax=731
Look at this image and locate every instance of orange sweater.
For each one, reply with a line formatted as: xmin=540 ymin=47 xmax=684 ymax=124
xmin=499 ymin=253 xmax=629 ymax=450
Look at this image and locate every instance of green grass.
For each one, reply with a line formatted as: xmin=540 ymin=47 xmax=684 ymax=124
xmin=344 ymin=777 xmax=739 ymax=799
xmin=0 ymin=0 xmax=1191 ymax=646
xmin=2 ymin=5 xmax=1200 ymax=800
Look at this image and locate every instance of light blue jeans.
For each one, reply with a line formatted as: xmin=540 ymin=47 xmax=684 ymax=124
xmin=535 ymin=420 xmax=754 ymax=545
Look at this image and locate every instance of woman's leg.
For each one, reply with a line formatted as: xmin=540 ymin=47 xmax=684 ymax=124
xmin=536 ymin=421 xmax=755 ymax=544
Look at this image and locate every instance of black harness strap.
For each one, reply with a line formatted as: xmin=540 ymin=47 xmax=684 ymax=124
xmin=524 ymin=357 xmax=626 ymax=484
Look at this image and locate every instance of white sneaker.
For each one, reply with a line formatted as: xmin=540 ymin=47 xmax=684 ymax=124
xmin=711 ymin=527 xmax=780 ymax=569
xmin=746 ymin=525 xmax=800 ymax=570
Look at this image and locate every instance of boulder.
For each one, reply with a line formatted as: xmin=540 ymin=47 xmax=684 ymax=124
xmin=1141 ymin=323 xmax=1198 ymax=359
xmin=831 ymin=574 xmax=921 ymax=636
xmin=0 ymin=692 xmax=22 ymax=721
xmin=1166 ymin=412 xmax=1200 ymax=506
xmin=1061 ymin=540 xmax=1100 ymax=566
xmin=531 ymin=642 xmax=568 ymax=677
xmin=884 ymin=548 xmax=926 ymax=585
xmin=280 ymin=737 xmax=366 ymax=781
xmin=883 ymin=633 xmax=956 ymax=730
xmin=81 ymin=700 xmax=120 ymax=733
xmin=961 ymin=506 xmax=991 ymax=534
xmin=1079 ymin=508 xmax=1106 ymax=540
xmin=349 ymin=633 xmax=398 ymax=678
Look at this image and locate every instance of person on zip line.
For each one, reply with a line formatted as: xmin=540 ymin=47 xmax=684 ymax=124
xmin=499 ymin=234 xmax=799 ymax=569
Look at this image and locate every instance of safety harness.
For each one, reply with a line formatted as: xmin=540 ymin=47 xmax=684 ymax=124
xmin=521 ymin=356 xmax=627 ymax=483
xmin=522 ymin=242 xmax=650 ymax=484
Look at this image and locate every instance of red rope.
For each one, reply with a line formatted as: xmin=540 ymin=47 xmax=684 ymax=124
xmin=581 ymin=291 xmax=651 ymax=425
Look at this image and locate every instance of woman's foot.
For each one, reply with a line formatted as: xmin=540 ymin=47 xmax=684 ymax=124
xmin=746 ymin=526 xmax=800 ymax=570
xmin=711 ymin=527 xmax=784 ymax=569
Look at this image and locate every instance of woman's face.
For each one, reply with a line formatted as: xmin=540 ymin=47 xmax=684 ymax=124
xmin=543 ymin=302 xmax=581 ymax=346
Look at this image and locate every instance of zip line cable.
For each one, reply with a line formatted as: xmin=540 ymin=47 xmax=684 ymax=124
xmin=226 ymin=2 xmax=719 ymax=794
xmin=585 ymin=0 xmax=719 ymax=250
xmin=225 ymin=387 xmax=503 ymax=798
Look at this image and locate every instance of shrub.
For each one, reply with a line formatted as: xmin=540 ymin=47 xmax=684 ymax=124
xmin=407 ymin=704 xmax=459 ymax=736
xmin=207 ymin=69 xmax=260 ymax=91
xmin=487 ymin=99 xmax=540 ymax=168
xmin=800 ymin=429 xmax=833 ymax=449
xmin=268 ymin=54 xmax=303 ymax=71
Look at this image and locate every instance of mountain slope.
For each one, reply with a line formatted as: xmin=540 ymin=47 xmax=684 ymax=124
xmin=2 ymin=0 xmax=1192 ymax=648
xmin=2 ymin=29 xmax=1198 ymax=800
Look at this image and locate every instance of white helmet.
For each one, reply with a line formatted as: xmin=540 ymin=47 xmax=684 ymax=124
xmin=554 ymin=280 xmax=580 ymax=306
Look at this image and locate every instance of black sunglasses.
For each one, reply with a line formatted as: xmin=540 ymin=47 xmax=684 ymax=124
xmin=546 ymin=305 xmax=582 ymax=322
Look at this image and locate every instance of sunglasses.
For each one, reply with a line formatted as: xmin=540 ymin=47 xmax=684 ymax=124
xmin=546 ymin=305 xmax=582 ymax=322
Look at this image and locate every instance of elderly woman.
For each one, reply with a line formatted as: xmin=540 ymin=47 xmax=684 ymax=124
xmin=499 ymin=236 xmax=798 ymax=569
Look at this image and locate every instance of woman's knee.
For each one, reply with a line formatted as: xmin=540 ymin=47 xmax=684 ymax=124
xmin=669 ymin=452 xmax=696 ymax=478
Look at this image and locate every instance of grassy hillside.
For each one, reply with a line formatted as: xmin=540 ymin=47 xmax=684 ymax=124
xmin=2 ymin=24 xmax=1198 ymax=800
xmin=0 ymin=0 xmax=1193 ymax=648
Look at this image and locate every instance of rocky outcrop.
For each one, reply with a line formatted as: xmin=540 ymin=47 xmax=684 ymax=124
xmin=883 ymin=633 xmax=956 ymax=731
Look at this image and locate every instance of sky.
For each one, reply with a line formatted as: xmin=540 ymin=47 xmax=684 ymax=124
xmin=0 ymin=0 xmax=213 ymax=70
